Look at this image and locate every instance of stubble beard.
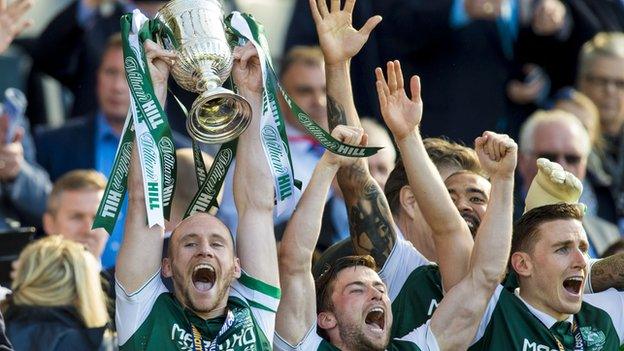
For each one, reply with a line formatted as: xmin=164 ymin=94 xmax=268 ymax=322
xmin=337 ymin=317 xmax=387 ymax=351
xmin=174 ymin=263 xmax=236 ymax=316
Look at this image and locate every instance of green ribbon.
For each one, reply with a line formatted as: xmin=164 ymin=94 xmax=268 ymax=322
xmin=226 ymin=13 xmax=382 ymax=158
xmin=94 ymin=11 xmax=177 ymax=231
xmin=93 ymin=112 xmax=134 ymax=233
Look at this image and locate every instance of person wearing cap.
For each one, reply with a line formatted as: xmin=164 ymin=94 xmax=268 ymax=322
xmin=467 ymin=157 xmax=624 ymax=350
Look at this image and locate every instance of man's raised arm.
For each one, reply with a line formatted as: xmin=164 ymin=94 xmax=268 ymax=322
xmin=427 ymin=132 xmax=516 ymax=351
xmin=310 ymin=0 xmax=397 ymax=267
xmin=374 ymin=61 xmax=473 ymax=290
xmin=116 ymin=40 xmax=177 ymax=294
xmin=231 ymin=42 xmax=278 ymax=286
xmin=276 ymin=126 xmax=366 ymax=345
xmin=589 ymin=254 xmax=624 ymax=292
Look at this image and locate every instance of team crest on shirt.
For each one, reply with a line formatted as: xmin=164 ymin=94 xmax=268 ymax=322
xmin=170 ymin=308 xmax=258 ymax=350
xmin=579 ymin=327 xmax=606 ymax=350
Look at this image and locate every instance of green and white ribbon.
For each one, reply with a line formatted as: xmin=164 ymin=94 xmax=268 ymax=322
xmin=95 ymin=9 xmax=382 ymax=231
xmin=94 ymin=10 xmax=177 ymax=232
xmin=93 ymin=111 xmax=134 ymax=233
xmin=227 ymin=12 xmax=381 ymax=215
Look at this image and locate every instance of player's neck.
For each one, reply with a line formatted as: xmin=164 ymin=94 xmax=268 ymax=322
xmin=517 ymin=286 xmax=571 ymax=322
xmin=399 ymin=216 xmax=437 ymax=262
xmin=330 ymin=338 xmax=358 ymax=351
xmin=195 ymin=305 xmax=228 ymax=320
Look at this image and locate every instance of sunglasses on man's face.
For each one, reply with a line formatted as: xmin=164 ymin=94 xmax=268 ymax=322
xmin=535 ymin=152 xmax=583 ymax=165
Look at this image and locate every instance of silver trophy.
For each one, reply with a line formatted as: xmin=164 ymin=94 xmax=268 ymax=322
xmin=156 ymin=0 xmax=252 ymax=144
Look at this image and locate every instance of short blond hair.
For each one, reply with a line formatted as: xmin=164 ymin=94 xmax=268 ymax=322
xmin=578 ymin=32 xmax=624 ymax=78
xmin=554 ymin=89 xmax=604 ymax=150
xmin=279 ymin=46 xmax=324 ymax=78
xmin=8 ymin=236 xmax=109 ymax=328
xmin=46 ymin=170 xmax=107 ymax=215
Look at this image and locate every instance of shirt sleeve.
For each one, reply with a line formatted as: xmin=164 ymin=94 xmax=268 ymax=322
xmin=378 ymin=238 xmax=431 ymax=301
xmin=115 ymin=271 xmax=168 ymax=346
xmin=274 ymin=324 xmax=323 ymax=351
xmin=229 ymin=271 xmax=281 ymax=345
xmin=583 ymin=288 xmax=624 ymax=344
xmin=396 ymin=319 xmax=440 ymax=351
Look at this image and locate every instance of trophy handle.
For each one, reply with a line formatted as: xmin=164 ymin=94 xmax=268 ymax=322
xmin=187 ymin=87 xmax=252 ymax=144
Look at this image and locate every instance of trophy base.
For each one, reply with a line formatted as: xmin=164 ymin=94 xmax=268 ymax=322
xmin=187 ymin=87 xmax=253 ymax=144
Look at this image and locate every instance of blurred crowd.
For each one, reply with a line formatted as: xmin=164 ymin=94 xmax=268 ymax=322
xmin=0 ymin=0 xmax=622 ymax=350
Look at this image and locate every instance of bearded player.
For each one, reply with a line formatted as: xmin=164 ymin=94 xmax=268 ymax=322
xmin=114 ymin=33 xmax=280 ymax=350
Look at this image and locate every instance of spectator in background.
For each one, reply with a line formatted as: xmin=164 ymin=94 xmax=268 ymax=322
xmin=2 ymin=236 xmax=111 ymax=350
xmin=577 ymin=32 xmax=624 ymax=230
xmin=25 ymin=0 xmax=224 ymax=133
xmin=517 ymin=109 xmax=620 ymax=257
xmin=515 ymin=0 xmax=624 ymax=94
xmin=372 ymin=0 xmax=569 ymax=144
xmin=554 ymin=88 xmax=615 ymax=221
xmin=43 ymin=170 xmax=108 ymax=260
xmin=218 ymin=46 xmax=328 ymax=232
xmin=0 ymin=107 xmax=51 ymax=231
xmin=35 ymin=34 xmax=189 ymax=269
xmin=0 ymin=0 xmax=51 ymax=231
xmin=554 ymin=88 xmax=603 ymax=151
xmin=27 ymin=0 xmax=168 ymax=116
xmin=360 ymin=117 xmax=395 ymax=190
xmin=0 ymin=0 xmax=32 ymax=54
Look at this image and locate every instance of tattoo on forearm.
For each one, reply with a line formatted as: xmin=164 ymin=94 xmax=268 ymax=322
xmin=327 ymin=95 xmax=347 ymax=130
xmin=342 ymin=168 xmax=396 ymax=268
xmin=591 ymin=254 xmax=624 ymax=292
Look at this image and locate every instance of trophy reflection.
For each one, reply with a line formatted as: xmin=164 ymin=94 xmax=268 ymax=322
xmin=156 ymin=0 xmax=252 ymax=144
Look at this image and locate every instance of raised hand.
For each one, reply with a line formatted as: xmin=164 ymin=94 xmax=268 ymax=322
xmin=532 ymin=0 xmax=567 ymax=36
xmin=231 ymin=42 xmax=263 ymax=95
xmin=309 ymin=0 xmax=381 ymax=65
xmin=0 ymin=0 xmax=33 ymax=54
xmin=322 ymin=124 xmax=367 ymax=167
xmin=375 ymin=60 xmax=423 ymax=142
xmin=143 ymin=39 xmax=177 ymax=104
xmin=474 ymin=131 xmax=517 ymax=180
xmin=0 ymin=115 xmax=24 ymax=181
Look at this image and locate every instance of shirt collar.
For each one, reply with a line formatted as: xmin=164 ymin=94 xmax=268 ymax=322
xmin=96 ymin=112 xmax=120 ymax=142
xmin=514 ymin=288 xmax=573 ymax=328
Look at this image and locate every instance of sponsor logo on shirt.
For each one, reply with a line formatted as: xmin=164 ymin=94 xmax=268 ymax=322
xmin=170 ymin=319 xmax=258 ymax=351
xmin=522 ymin=339 xmax=557 ymax=351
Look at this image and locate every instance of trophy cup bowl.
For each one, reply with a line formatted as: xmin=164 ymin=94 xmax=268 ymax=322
xmin=156 ymin=0 xmax=252 ymax=144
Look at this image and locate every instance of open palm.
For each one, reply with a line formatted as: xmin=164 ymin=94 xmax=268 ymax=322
xmin=310 ymin=0 xmax=381 ymax=65
xmin=375 ymin=61 xmax=423 ymax=141
xmin=0 ymin=0 xmax=32 ymax=54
